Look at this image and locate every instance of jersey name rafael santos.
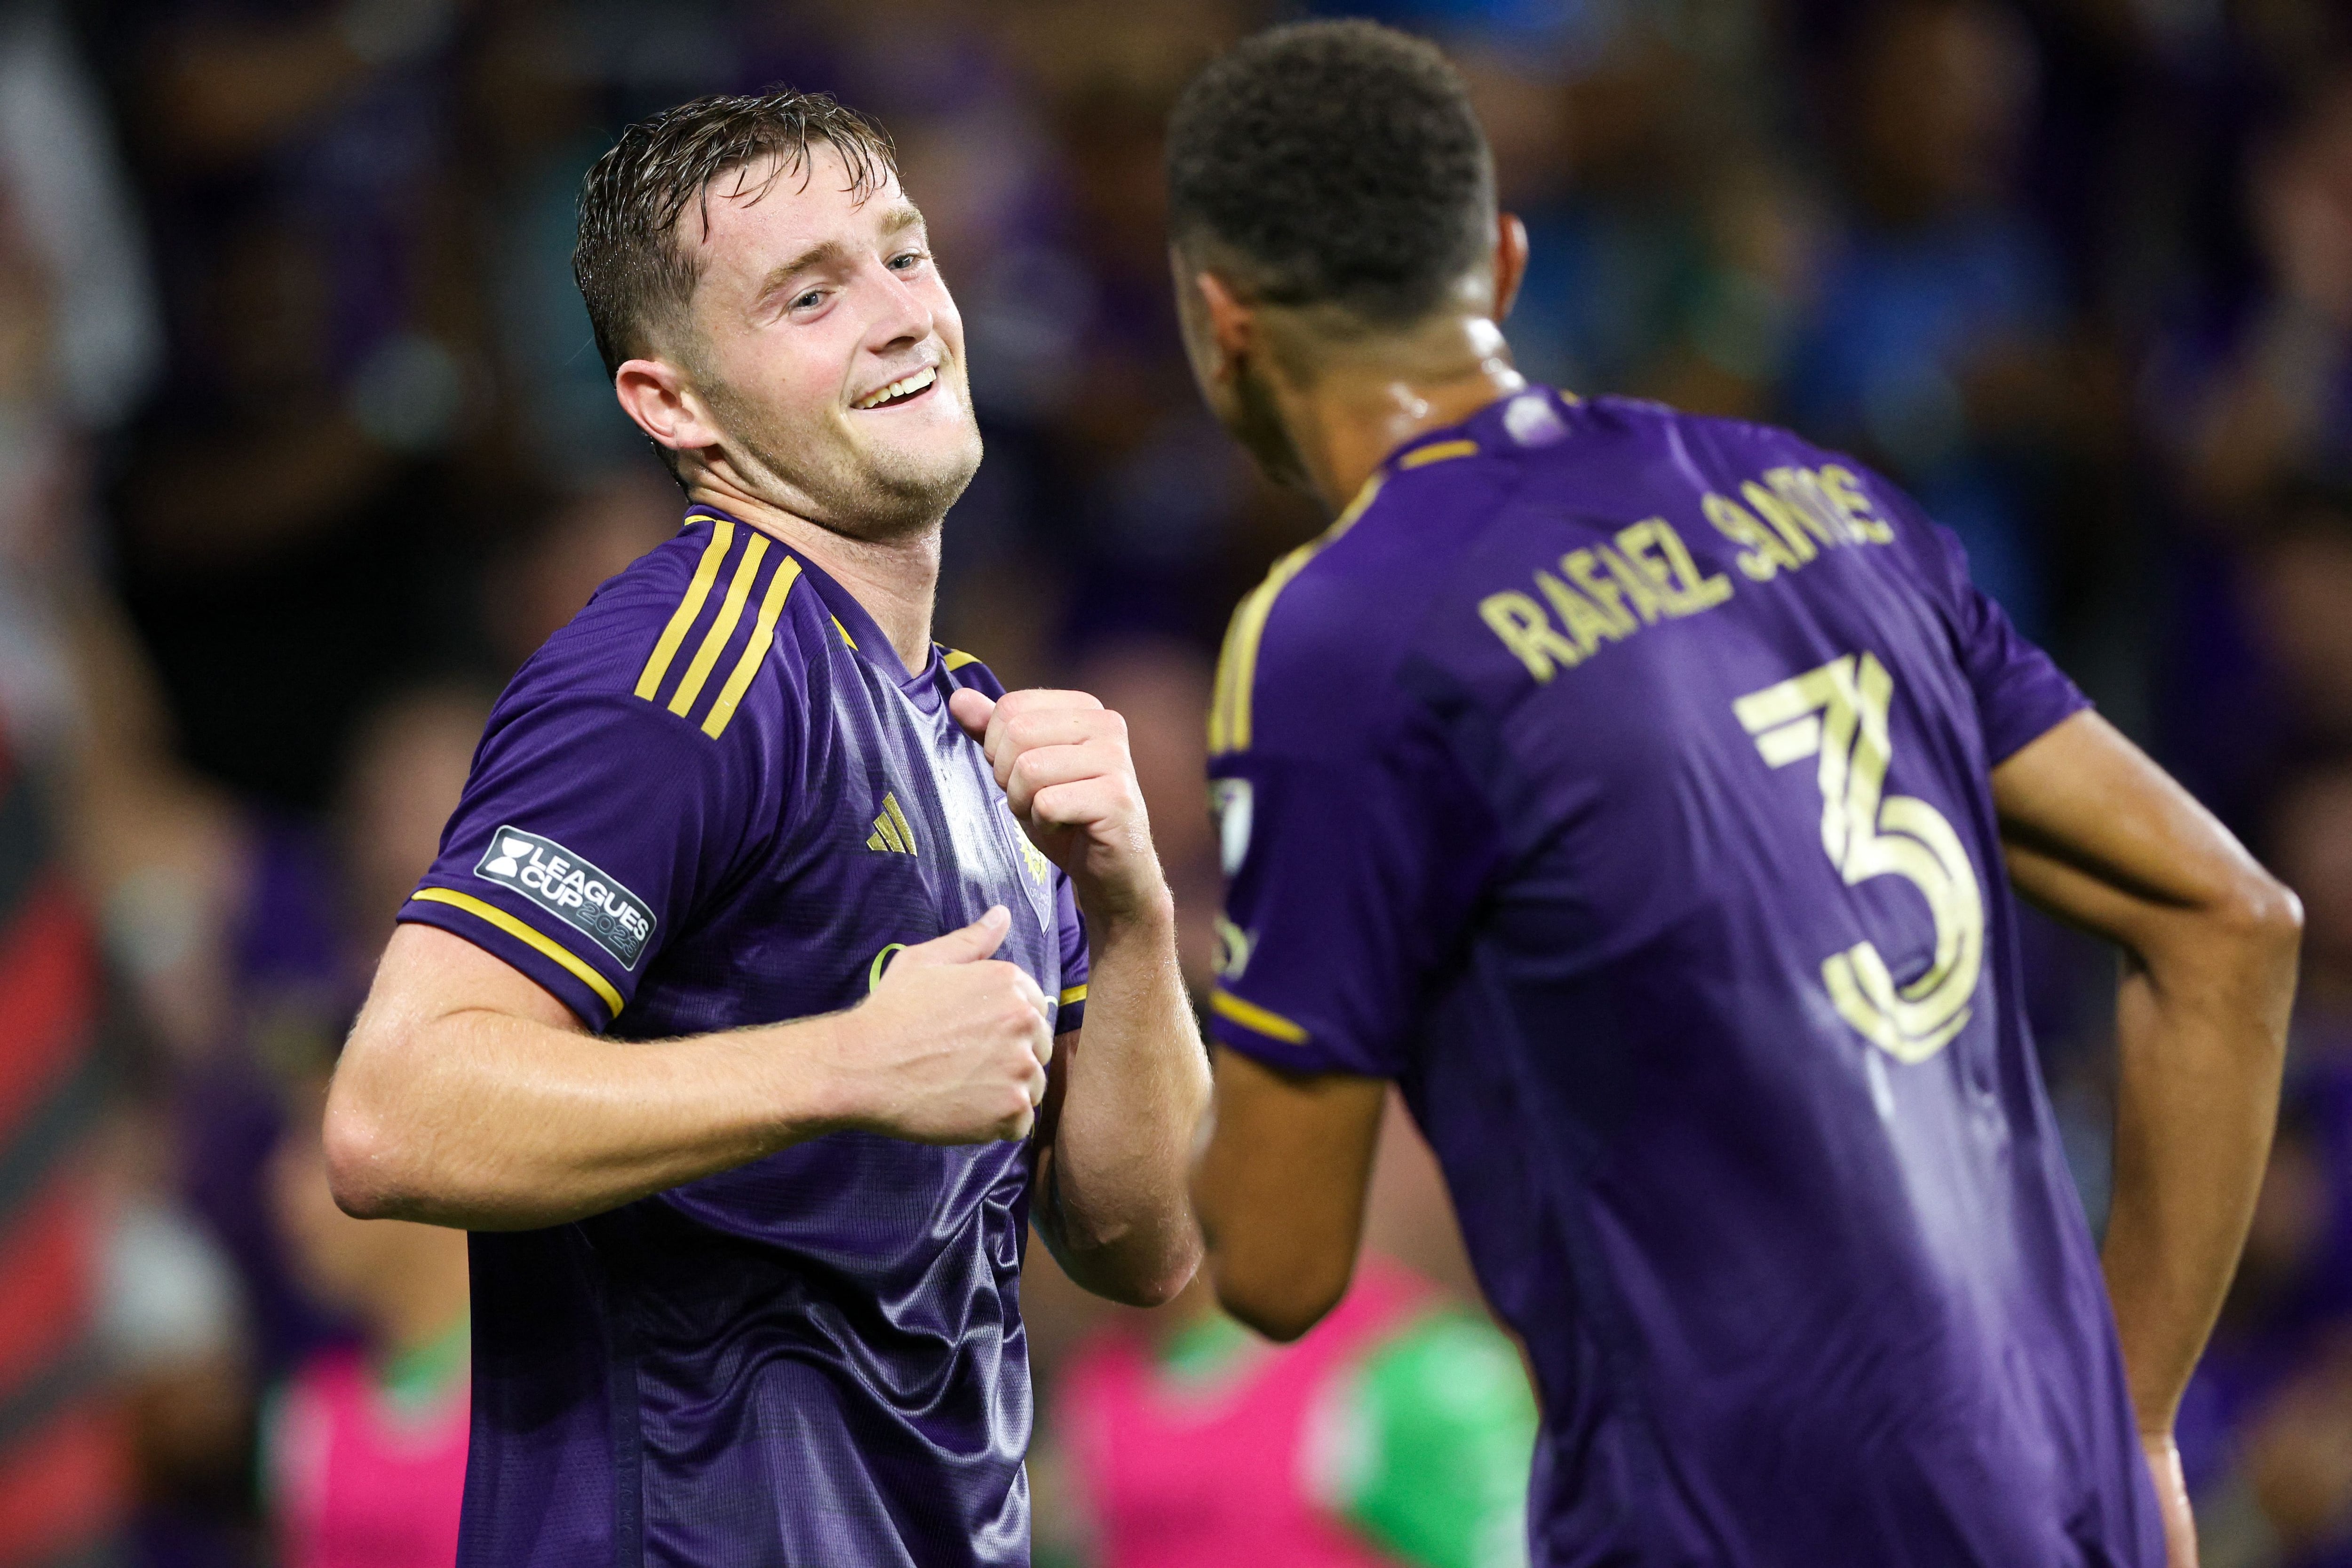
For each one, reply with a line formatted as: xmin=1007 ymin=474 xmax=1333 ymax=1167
xmin=1205 ymin=388 xmax=2161 ymax=1568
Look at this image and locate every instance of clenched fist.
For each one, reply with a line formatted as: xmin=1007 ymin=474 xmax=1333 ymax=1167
xmin=948 ymin=686 xmax=1170 ymax=923
xmin=829 ymin=906 xmax=1054 ymax=1143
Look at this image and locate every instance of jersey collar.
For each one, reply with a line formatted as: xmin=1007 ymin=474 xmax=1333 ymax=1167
xmin=1376 ymin=382 xmax=1581 ymax=475
xmin=679 ymin=506 xmax=948 ymax=710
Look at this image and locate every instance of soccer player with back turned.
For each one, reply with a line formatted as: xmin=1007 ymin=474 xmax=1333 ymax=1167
xmin=1176 ymin=23 xmax=2301 ymax=1568
xmin=322 ymin=94 xmax=1208 ymax=1566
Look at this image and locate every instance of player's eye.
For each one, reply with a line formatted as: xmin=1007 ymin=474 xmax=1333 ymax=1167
xmin=792 ymin=289 xmax=826 ymax=311
xmin=888 ymin=250 xmax=928 ymax=272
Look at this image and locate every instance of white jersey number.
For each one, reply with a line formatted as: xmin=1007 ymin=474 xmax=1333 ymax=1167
xmin=1734 ymin=653 xmax=1984 ymax=1063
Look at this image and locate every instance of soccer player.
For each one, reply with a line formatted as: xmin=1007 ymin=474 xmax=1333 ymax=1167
xmin=322 ymin=92 xmax=1208 ymax=1566
xmin=1173 ymin=23 xmax=2302 ymax=1568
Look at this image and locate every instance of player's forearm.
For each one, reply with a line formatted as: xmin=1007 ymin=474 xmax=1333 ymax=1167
xmin=1033 ymin=895 xmax=1208 ymax=1307
xmin=2100 ymin=896 xmax=2299 ymax=1433
xmin=327 ymin=1006 xmax=842 ymax=1230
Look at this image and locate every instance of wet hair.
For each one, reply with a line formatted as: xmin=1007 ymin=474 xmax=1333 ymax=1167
xmin=572 ymin=88 xmax=898 ymax=378
xmin=1165 ymin=20 xmax=1493 ymax=327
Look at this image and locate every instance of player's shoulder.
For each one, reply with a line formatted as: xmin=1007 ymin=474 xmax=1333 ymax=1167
xmin=1207 ymin=389 xmax=1581 ymax=756
xmin=496 ymin=506 xmax=825 ymax=752
xmin=938 ymin=646 xmax=1006 ymax=700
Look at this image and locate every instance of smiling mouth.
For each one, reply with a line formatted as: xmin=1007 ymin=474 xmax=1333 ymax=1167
xmin=853 ymin=366 xmax=938 ymax=411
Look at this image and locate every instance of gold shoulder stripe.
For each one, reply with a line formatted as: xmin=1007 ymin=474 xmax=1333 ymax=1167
xmin=1207 ymin=475 xmax=1384 ymax=756
xmin=1399 ymin=437 xmax=1478 ymax=469
xmin=702 ymin=557 xmax=802 ymax=738
xmin=411 ymin=888 xmax=625 ymax=1017
xmin=830 ymin=615 xmax=857 ymax=650
xmin=668 ymin=535 xmax=770 ymax=718
xmin=1058 ymin=983 xmax=1088 ymax=1007
xmin=1209 ymin=988 xmax=1308 ymax=1045
xmin=941 ymin=648 xmax=981 ymax=672
xmin=636 ymin=519 xmax=734 ymax=700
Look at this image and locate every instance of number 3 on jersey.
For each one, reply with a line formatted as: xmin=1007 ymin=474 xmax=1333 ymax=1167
xmin=1734 ymin=653 xmax=1985 ymax=1064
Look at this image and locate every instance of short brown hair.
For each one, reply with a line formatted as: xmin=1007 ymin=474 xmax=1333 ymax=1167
xmin=572 ymin=89 xmax=899 ymax=378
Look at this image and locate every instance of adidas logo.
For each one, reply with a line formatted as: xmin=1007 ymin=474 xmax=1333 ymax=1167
xmin=866 ymin=792 xmax=919 ymax=856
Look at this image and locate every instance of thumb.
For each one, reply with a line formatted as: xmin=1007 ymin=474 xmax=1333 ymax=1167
xmin=890 ymin=905 xmax=1010 ymax=973
xmin=948 ymin=687 xmax=995 ymax=745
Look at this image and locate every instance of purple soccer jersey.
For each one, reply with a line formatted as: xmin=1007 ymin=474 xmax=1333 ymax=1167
xmin=398 ymin=506 xmax=1088 ymax=1568
xmin=1205 ymin=389 xmax=2163 ymax=1568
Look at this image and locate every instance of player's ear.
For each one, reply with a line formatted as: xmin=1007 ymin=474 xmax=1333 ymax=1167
xmin=1493 ymin=211 xmax=1530 ymax=324
xmin=613 ymin=356 xmax=719 ymax=457
xmin=1191 ymin=269 xmax=1256 ymax=382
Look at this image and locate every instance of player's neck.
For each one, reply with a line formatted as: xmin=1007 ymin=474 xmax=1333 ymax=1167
xmin=1279 ymin=315 xmax=1525 ymax=514
xmin=685 ymin=481 xmax=942 ymax=675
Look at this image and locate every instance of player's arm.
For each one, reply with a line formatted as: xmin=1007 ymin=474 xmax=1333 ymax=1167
xmin=1993 ymin=712 xmax=2300 ymax=1501
xmin=328 ymin=900 xmax=1054 ymax=1232
xmin=950 ymin=687 xmax=1209 ymax=1309
xmin=1193 ymin=1054 xmax=1388 ymax=1340
xmin=1186 ymin=683 xmax=1496 ymax=1342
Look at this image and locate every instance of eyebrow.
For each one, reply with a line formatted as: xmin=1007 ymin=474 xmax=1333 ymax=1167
xmin=754 ymin=205 xmax=928 ymax=300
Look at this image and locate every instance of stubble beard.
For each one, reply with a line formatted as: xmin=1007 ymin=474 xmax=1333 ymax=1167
xmin=700 ymin=364 xmax=984 ymax=544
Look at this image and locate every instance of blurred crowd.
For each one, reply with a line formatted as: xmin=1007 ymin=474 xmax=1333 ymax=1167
xmin=2 ymin=0 xmax=2352 ymax=1562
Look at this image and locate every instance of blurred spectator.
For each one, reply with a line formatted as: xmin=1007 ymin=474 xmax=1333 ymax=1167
xmin=480 ymin=467 xmax=679 ymax=676
xmin=1039 ymin=1100 xmax=1531 ymax=1568
xmin=2178 ymin=757 xmax=2352 ymax=1565
xmin=1066 ymin=641 xmax=1219 ymax=989
xmin=2188 ymin=67 xmax=2352 ymax=523
xmin=262 ymin=1075 xmax=469 ymax=1568
xmin=1784 ymin=0 xmax=2069 ymax=634
xmin=103 ymin=0 xmax=493 ymax=811
xmin=2273 ymin=759 xmax=2352 ymax=1050
xmin=2 ymin=2 xmax=2345 ymax=1563
xmin=0 ymin=730 xmax=130 ymax=1565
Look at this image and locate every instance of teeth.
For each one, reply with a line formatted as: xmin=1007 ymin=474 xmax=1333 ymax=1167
xmin=855 ymin=366 xmax=937 ymax=410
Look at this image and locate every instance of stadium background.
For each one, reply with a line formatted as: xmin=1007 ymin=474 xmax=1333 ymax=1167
xmin=1 ymin=0 xmax=2351 ymax=1560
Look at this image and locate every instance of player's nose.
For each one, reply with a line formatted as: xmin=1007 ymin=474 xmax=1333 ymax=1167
xmin=865 ymin=259 xmax=936 ymax=356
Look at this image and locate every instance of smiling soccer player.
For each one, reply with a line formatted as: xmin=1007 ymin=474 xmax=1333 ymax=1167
xmin=1176 ymin=22 xmax=2302 ymax=1568
xmin=322 ymin=91 xmax=1207 ymax=1567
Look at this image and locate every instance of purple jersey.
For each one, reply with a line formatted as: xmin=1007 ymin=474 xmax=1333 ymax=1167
xmin=398 ymin=505 xmax=1088 ymax=1568
xmin=1205 ymin=389 xmax=2160 ymax=1568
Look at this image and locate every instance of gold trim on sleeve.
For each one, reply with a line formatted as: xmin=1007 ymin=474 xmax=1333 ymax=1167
xmin=1209 ymin=987 xmax=1309 ymax=1045
xmin=410 ymin=888 xmax=625 ymax=1016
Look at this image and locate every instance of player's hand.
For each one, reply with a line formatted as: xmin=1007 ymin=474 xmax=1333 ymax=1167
xmin=948 ymin=686 xmax=1170 ymax=924
xmin=832 ymin=906 xmax=1052 ymax=1144
xmin=2142 ymin=1430 xmax=2199 ymax=1568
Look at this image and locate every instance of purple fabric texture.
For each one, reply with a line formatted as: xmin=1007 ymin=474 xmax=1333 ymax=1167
xmin=1207 ymin=388 xmax=2150 ymax=1567
xmin=399 ymin=507 xmax=1086 ymax=1568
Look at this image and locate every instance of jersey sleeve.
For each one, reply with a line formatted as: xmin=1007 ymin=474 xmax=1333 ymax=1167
xmin=397 ymin=690 xmax=754 ymax=1031
xmin=1054 ymin=871 xmax=1089 ymax=1035
xmin=1311 ymin=1309 xmax=1538 ymax=1568
xmin=1207 ymin=634 xmax=1504 ymax=1079
xmin=1936 ymin=525 xmax=2091 ymax=762
xmin=1862 ymin=465 xmax=2092 ymax=764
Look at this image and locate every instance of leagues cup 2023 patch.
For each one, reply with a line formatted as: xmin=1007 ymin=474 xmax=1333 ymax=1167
xmin=475 ymin=826 xmax=655 ymax=970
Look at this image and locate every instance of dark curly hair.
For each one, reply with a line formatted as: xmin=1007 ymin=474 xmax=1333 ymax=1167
xmin=1165 ymin=21 xmax=1493 ymax=327
xmin=573 ymin=89 xmax=898 ymax=379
